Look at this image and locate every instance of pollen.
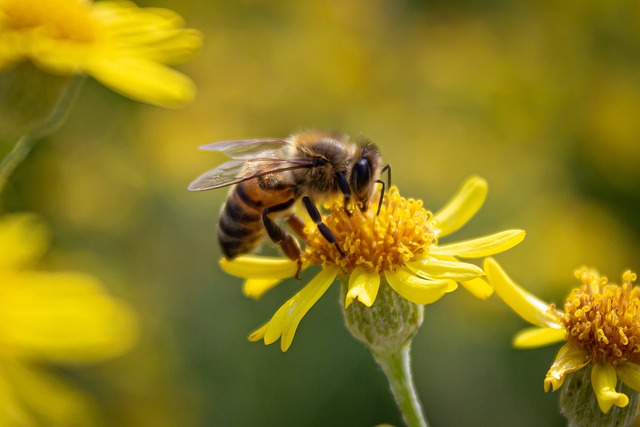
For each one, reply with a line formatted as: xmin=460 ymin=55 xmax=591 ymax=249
xmin=561 ymin=268 xmax=640 ymax=366
xmin=303 ymin=187 xmax=436 ymax=274
xmin=1 ymin=0 xmax=96 ymax=43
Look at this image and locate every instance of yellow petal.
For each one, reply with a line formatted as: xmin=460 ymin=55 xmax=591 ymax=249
xmin=430 ymin=230 xmax=525 ymax=258
xmin=544 ymin=342 xmax=590 ymax=392
xmin=484 ymin=258 xmax=561 ymax=328
xmin=616 ymin=362 xmax=640 ymax=392
xmin=405 ymin=257 xmax=484 ymax=281
xmin=513 ymin=326 xmax=566 ymax=348
xmin=92 ymin=2 xmax=202 ymax=63
xmin=592 ymin=363 xmax=629 ymax=413
xmin=219 ymin=256 xmax=299 ymax=280
xmin=346 ymin=267 xmax=380 ymax=307
xmin=0 ymin=271 xmax=138 ymax=364
xmin=0 ymin=360 xmax=98 ymax=425
xmin=460 ymin=277 xmax=494 ymax=300
xmin=0 ymin=213 xmax=49 ymax=269
xmin=86 ymin=57 xmax=196 ymax=108
xmin=243 ymin=278 xmax=283 ymax=299
xmin=0 ymin=365 xmax=33 ymax=425
xmin=125 ymin=29 xmax=203 ymax=65
xmin=93 ymin=2 xmax=185 ymax=37
xmin=432 ymin=176 xmax=487 ymax=238
xmin=384 ymin=267 xmax=457 ymax=305
xmin=248 ymin=323 xmax=269 ymax=342
xmin=264 ymin=267 xmax=338 ymax=351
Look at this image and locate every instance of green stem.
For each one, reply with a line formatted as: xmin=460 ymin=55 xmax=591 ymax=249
xmin=374 ymin=344 xmax=429 ymax=427
xmin=0 ymin=76 xmax=84 ymax=194
xmin=0 ymin=133 xmax=36 ymax=195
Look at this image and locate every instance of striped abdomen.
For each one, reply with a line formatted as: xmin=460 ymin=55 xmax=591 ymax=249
xmin=217 ymin=180 xmax=293 ymax=258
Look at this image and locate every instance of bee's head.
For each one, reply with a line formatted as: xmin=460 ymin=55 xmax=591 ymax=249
xmin=351 ymin=141 xmax=383 ymax=211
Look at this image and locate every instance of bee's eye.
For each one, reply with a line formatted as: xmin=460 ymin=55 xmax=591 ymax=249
xmin=352 ymin=158 xmax=372 ymax=194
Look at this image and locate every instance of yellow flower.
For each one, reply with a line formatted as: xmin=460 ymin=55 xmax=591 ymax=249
xmin=0 ymin=0 xmax=202 ymax=108
xmin=221 ymin=177 xmax=525 ymax=351
xmin=0 ymin=213 xmax=138 ymax=425
xmin=486 ymin=258 xmax=640 ymax=414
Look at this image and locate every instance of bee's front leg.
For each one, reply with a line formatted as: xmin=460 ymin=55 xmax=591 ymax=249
xmin=301 ymin=196 xmax=345 ymax=257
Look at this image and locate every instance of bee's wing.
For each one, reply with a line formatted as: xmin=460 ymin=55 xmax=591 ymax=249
xmin=199 ymin=138 xmax=288 ymax=159
xmin=188 ymin=157 xmax=314 ymax=191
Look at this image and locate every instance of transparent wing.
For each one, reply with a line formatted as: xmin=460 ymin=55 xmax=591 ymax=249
xmin=198 ymin=138 xmax=289 ymax=159
xmin=188 ymin=157 xmax=314 ymax=191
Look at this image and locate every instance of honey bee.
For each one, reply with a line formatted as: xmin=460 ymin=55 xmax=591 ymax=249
xmin=188 ymin=131 xmax=389 ymax=273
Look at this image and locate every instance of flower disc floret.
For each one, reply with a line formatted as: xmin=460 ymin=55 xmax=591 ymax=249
xmin=562 ymin=268 xmax=640 ymax=367
xmin=303 ymin=187 xmax=436 ymax=274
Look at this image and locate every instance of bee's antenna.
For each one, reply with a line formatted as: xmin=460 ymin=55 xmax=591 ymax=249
xmin=376 ymin=164 xmax=391 ymax=216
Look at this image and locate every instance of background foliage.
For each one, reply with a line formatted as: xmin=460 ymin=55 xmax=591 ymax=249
xmin=3 ymin=0 xmax=640 ymax=425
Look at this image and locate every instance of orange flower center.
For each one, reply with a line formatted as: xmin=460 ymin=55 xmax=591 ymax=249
xmin=303 ymin=187 xmax=436 ymax=274
xmin=561 ymin=268 xmax=640 ymax=366
xmin=1 ymin=0 xmax=96 ymax=42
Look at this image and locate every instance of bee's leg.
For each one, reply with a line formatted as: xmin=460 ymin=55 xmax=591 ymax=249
xmin=302 ymin=196 xmax=345 ymax=257
xmin=286 ymin=214 xmax=307 ymax=239
xmin=262 ymin=199 xmax=303 ymax=279
xmin=335 ymin=172 xmax=353 ymax=216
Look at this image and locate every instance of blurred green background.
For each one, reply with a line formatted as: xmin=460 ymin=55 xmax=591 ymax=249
xmin=3 ymin=0 xmax=640 ymax=425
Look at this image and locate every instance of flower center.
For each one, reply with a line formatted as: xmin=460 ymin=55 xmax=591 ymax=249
xmin=303 ymin=187 xmax=436 ymax=274
xmin=561 ymin=268 xmax=640 ymax=366
xmin=1 ymin=0 xmax=96 ymax=42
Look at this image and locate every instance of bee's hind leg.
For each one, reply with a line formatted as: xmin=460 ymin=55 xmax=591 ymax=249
xmin=262 ymin=199 xmax=303 ymax=279
xmin=301 ymin=196 xmax=345 ymax=257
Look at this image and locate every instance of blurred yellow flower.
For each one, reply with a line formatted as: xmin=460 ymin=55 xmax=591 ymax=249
xmin=486 ymin=258 xmax=640 ymax=414
xmin=0 ymin=0 xmax=202 ymax=108
xmin=221 ymin=177 xmax=525 ymax=351
xmin=0 ymin=213 xmax=138 ymax=425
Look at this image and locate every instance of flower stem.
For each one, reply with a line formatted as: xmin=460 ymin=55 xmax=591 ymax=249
xmin=0 ymin=76 xmax=84 ymax=194
xmin=374 ymin=344 xmax=429 ymax=427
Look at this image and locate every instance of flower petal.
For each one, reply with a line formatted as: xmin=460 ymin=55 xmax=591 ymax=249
xmin=86 ymin=57 xmax=196 ymax=108
xmin=0 ymin=271 xmax=138 ymax=364
xmin=0 ymin=364 xmax=33 ymax=425
xmin=0 ymin=360 xmax=98 ymax=425
xmin=242 ymin=278 xmax=283 ymax=299
xmin=384 ymin=267 xmax=457 ymax=305
xmin=484 ymin=258 xmax=562 ymax=328
xmin=460 ymin=277 xmax=494 ymax=300
xmin=430 ymin=230 xmax=525 ymax=258
xmin=544 ymin=342 xmax=590 ymax=392
xmin=0 ymin=213 xmax=49 ymax=269
xmin=219 ymin=256 xmax=300 ymax=280
xmin=616 ymin=362 xmax=640 ymax=392
xmin=405 ymin=257 xmax=484 ymax=281
xmin=592 ymin=363 xmax=629 ymax=413
xmin=247 ymin=323 xmax=269 ymax=342
xmin=513 ymin=326 xmax=566 ymax=348
xmin=264 ymin=267 xmax=338 ymax=351
xmin=346 ymin=267 xmax=380 ymax=308
xmin=432 ymin=176 xmax=487 ymax=238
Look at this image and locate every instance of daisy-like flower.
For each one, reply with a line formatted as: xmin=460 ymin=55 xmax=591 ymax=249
xmin=486 ymin=258 xmax=640 ymax=425
xmin=221 ymin=176 xmax=525 ymax=352
xmin=0 ymin=212 xmax=138 ymax=425
xmin=0 ymin=0 xmax=202 ymax=108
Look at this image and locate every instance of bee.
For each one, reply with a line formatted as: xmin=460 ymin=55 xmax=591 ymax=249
xmin=188 ymin=131 xmax=389 ymax=274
